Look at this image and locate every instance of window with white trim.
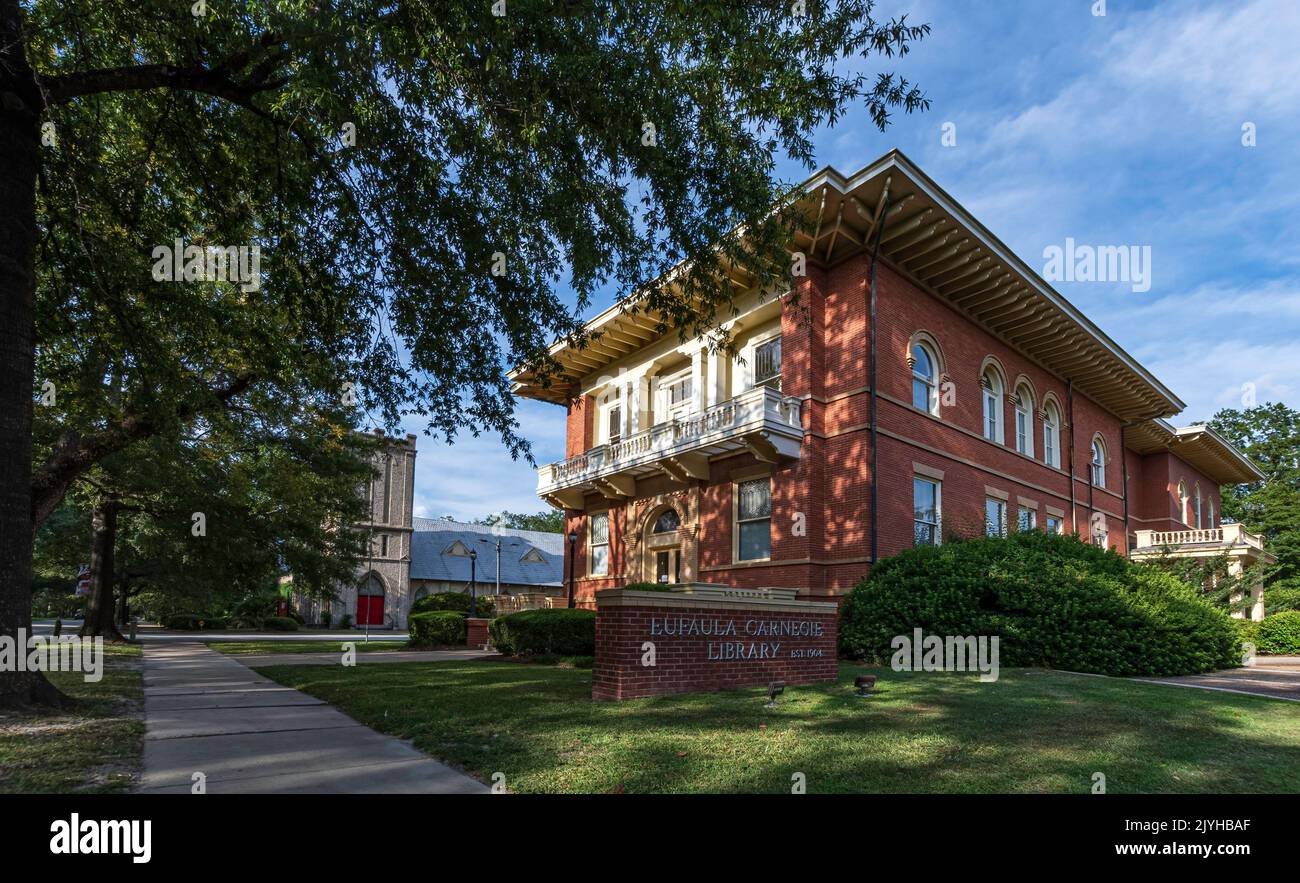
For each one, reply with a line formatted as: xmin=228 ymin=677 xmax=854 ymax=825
xmin=981 ymin=368 xmax=1004 ymax=443
xmin=1017 ymin=506 xmax=1036 ymax=532
xmin=753 ymin=336 xmax=782 ymax=391
xmin=1208 ymin=500 xmax=1216 ymax=529
xmin=913 ymin=477 xmax=940 ymax=546
xmin=985 ymin=498 xmax=1007 ymax=537
xmin=1178 ymin=481 xmax=1189 ymax=525
xmin=1090 ymin=437 xmax=1106 ymax=487
xmin=589 ymin=512 xmax=610 ymax=576
xmin=1042 ymin=401 xmax=1061 ymax=468
xmin=1014 ymin=385 xmax=1034 ymax=457
xmin=1194 ymin=485 xmax=1203 ymax=529
xmin=1046 ymin=515 xmax=1063 ymax=535
xmin=911 ymin=343 xmax=938 ymax=415
xmin=599 ymin=387 xmax=623 ymax=445
xmin=736 ymin=478 xmax=772 ymax=561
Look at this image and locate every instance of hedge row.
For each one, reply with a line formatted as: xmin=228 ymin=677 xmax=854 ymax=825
xmin=1257 ymin=610 xmax=1300 ymax=655
xmin=840 ymin=531 xmax=1239 ymax=677
xmin=408 ymin=610 xmax=468 ymax=647
xmin=161 ymin=614 xmax=228 ymax=630
xmin=409 ymin=591 xmax=496 ymax=618
xmin=488 ymin=608 xmax=595 ymax=656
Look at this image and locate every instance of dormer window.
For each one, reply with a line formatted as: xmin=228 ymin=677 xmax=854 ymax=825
xmin=444 ymin=540 xmax=470 ymax=557
xmin=520 ymin=547 xmax=547 ymax=564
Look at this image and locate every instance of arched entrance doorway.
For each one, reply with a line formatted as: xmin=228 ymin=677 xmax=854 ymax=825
xmin=645 ymin=507 xmax=684 ymax=584
xmin=357 ymin=572 xmax=386 ymax=626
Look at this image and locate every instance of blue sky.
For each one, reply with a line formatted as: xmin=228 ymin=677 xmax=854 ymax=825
xmin=405 ymin=0 xmax=1300 ymax=522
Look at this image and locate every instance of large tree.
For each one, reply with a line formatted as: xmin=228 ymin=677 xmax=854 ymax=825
xmin=1 ymin=1 xmax=930 ymax=705
xmin=1210 ymin=402 xmax=1300 ymax=611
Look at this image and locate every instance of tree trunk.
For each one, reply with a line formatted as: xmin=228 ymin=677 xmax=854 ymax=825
xmin=81 ymin=503 xmax=125 ymax=641
xmin=0 ymin=0 xmax=65 ymax=708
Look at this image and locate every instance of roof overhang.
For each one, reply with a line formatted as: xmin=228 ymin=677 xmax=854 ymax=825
xmin=1125 ymin=418 xmax=1266 ymax=485
xmin=512 ymin=149 xmax=1185 ymax=421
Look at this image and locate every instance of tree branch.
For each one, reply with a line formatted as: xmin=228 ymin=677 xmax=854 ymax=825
xmin=32 ymin=371 xmax=257 ymax=530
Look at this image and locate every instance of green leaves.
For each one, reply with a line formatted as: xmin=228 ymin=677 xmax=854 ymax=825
xmin=29 ymin=0 xmax=930 ymax=459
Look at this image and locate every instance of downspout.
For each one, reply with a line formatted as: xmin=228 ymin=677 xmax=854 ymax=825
xmin=1120 ymin=422 xmax=1130 ymax=549
xmin=1066 ymin=379 xmax=1077 ymax=534
xmin=868 ymin=192 xmax=892 ymax=566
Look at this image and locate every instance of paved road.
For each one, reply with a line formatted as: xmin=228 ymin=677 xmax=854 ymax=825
xmin=139 ymin=642 xmax=488 ymax=794
xmin=229 ymin=648 xmax=498 ymax=667
xmin=30 ymin=619 xmax=409 ymax=643
xmin=1136 ymin=659 xmax=1300 ymax=702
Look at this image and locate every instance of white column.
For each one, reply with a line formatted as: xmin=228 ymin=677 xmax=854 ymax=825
xmin=707 ymin=351 xmax=728 ymax=408
xmin=691 ymin=349 xmax=705 ymax=414
xmin=623 ymin=380 xmax=634 ymax=436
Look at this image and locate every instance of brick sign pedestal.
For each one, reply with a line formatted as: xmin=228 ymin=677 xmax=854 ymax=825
xmin=466 ymin=617 xmax=492 ymax=650
xmin=593 ymin=584 xmax=838 ymax=701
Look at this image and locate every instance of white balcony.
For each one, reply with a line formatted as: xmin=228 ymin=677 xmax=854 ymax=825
xmin=1131 ymin=522 xmax=1268 ymax=555
xmin=538 ymin=385 xmax=803 ymax=508
xmin=1131 ymin=522 xmax=1273 ymax=621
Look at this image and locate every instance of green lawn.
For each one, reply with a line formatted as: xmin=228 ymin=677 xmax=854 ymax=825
xmin=257 ymin=661 xmax=1300 ymax=794
xmin=0 ymin=644 xmax=144 ymax=794
xmin=207 ymin=640 xmax=412 ymax=655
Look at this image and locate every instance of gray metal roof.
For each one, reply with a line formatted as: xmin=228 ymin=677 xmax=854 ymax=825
xmin=410 ymin=517 xmax=564 ymax=587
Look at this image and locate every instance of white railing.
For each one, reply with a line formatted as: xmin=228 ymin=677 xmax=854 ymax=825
xmin=538 ymin=385 xmax=802 ymax=494
xmin=1133 ymin=522 xmax=1265 ymax=552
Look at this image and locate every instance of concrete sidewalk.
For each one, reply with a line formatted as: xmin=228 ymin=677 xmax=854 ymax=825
xmin=139 ymin=643 xmax=488 ymax=794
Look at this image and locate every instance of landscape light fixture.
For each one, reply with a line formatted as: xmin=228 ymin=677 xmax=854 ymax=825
xmin=468 ymin=548 xmax=478 ymax=617
xmin=854 ymin=674 xmax=878 ymax=698
xmin=766 ymin=681 xmax=785 ymax=708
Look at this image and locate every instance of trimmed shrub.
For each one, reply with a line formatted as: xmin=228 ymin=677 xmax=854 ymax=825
xmin=840 ymin=531 xmax=1238 ymax=677
xmin=408 ymin=610 xmax=467 ymax=647
xmin=409 ymin=591 xmax=496 ymax=618
xmin=622 ymin=582 xmax=675 ymax=592
xmin=161 ymin=614 xmax=228 ymax=631
xmin=1256 ymin=610 xmax=1300 ymax=655
xmin=338 ymin=613 xmax=353 ymax=629
xmin=1265 ymin=585 xmax=1300 ymax=615
xmin=489 ymin=608 xmax=595 ymax=656
xmin=1234 ymin=618 xmax=1260 ymax=649
xmin=263 ymin=616 xmax=300 ymax=632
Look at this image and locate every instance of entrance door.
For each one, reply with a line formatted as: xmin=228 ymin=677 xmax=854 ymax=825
xmin=356 ymin=594 xmax=384 ymax=625
xmin=654 ymin=549 xmax=681 ymax=584
xmin=357 ymin=573 xmax=385 ymax=625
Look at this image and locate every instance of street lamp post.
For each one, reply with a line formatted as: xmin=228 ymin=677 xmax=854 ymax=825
xmin=469 ymin=548 xmax=478 ymax=617
xmin=567 ymin=529 xmax=578 ymax=609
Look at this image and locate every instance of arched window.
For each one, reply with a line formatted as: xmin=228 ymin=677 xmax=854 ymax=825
xmin=981 ymin=366 xmax=1004 ymax=443
xmin=1194 ymin=485 xmax=1203 ymax=529
xmin=1208 ymin=500 xmax=1216 ymax=529
xmin=1042 ymin=401 xmax=1061 ymax=468
xmin=1177 ymin=481 xmax=1189 ymax=525
xmin=652 ymin=508 xmax=681 ymax=534
xmin=1090 ymin=437 xmax=1106 ymax=487
xmin=1014 ymin=383 xmax=1035 ymax=457
xmin=911 ymin=343 xmax=939 ymax=415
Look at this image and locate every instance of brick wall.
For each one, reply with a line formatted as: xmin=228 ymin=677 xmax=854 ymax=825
xmin=556 ymin=249 xmax=1214 ymax=604
xmin=592 ymin=595 xmax=839 ymax=700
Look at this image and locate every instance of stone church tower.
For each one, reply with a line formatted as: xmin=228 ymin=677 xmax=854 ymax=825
xmin=330 ymin=431 xmax=417 ymax=628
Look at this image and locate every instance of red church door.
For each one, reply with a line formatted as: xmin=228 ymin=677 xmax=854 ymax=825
xmin=356 ymin=594 xmax=384 ymax=626
xmin=356 ymin=573 xmax=386 ymax=626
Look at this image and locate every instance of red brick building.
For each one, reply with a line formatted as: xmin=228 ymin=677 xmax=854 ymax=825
xmin=512 ymin=150 xmax=1269 ymax=617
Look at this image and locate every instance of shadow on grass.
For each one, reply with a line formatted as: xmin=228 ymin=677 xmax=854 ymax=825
xmin=254 ymin=661 xmax=1300 ymax=794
